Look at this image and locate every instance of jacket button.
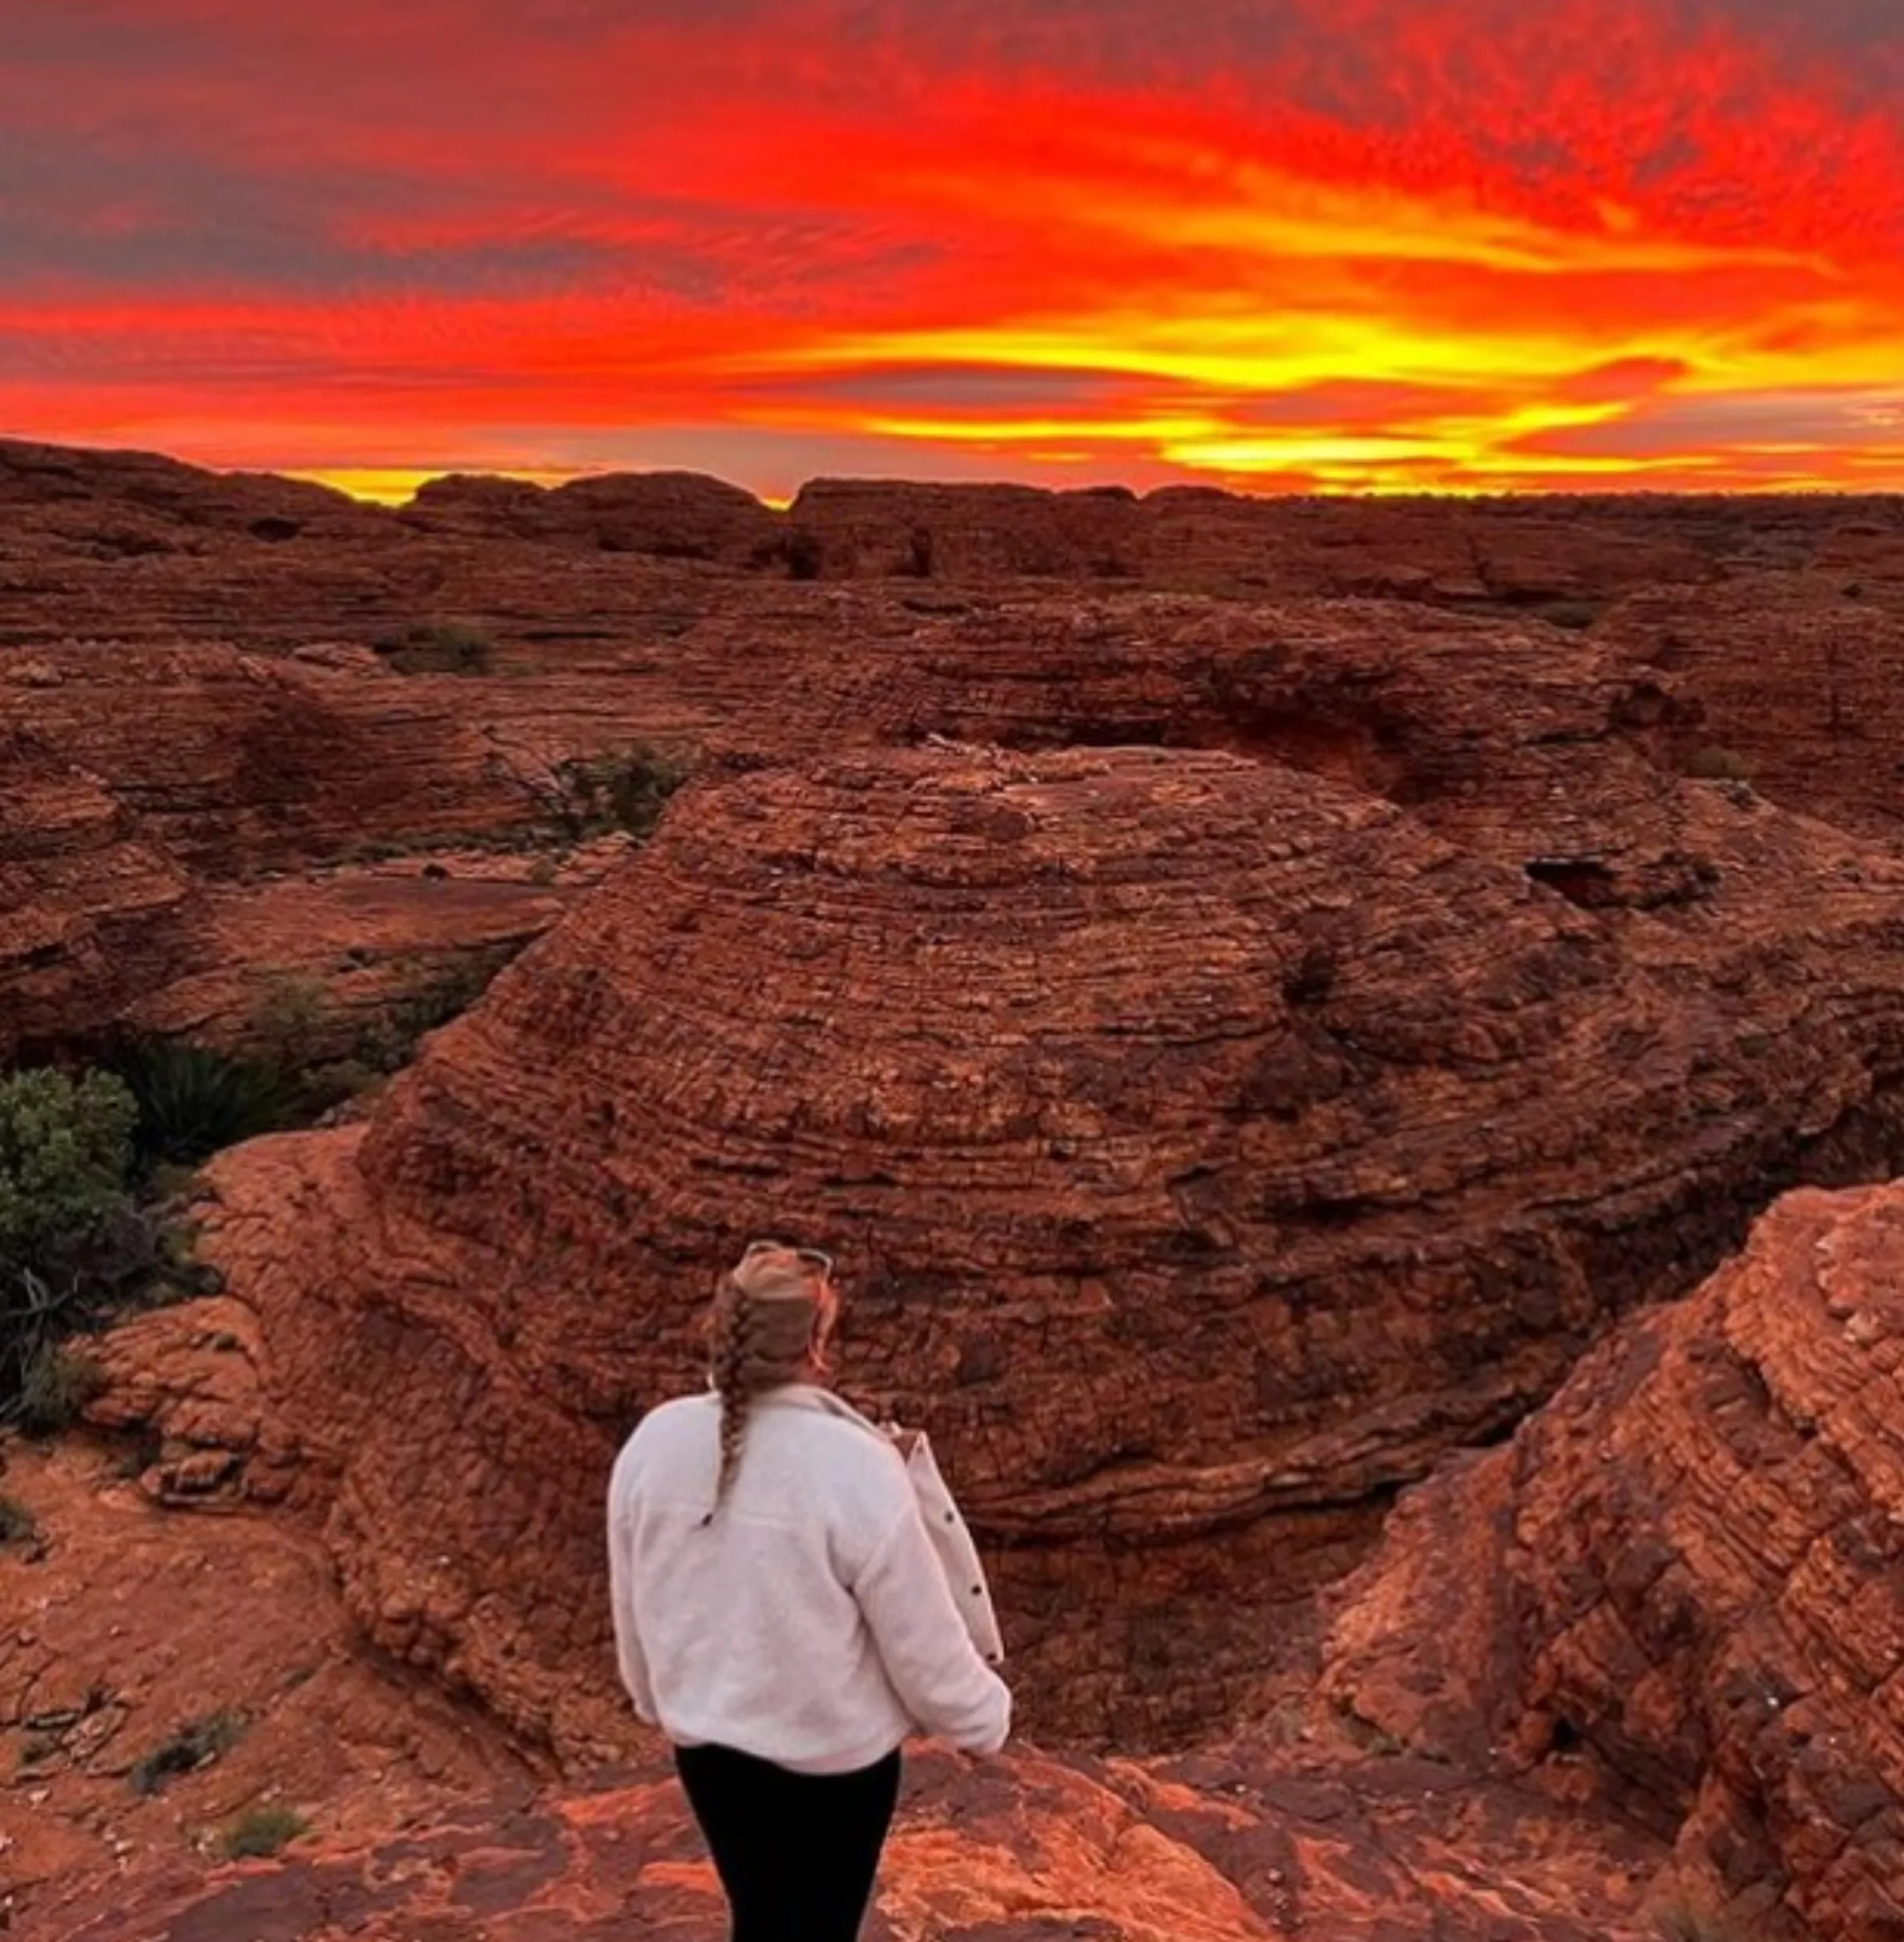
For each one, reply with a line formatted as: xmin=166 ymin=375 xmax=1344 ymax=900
xmin=945 ymin=1512 xmax=955 ymax=1524
xmin=971 ymin=1585 xmax=983 ymax=1597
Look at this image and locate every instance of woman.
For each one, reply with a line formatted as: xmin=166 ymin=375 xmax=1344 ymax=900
xmin=607 ymin=1240 xmax=1012 ymax=1942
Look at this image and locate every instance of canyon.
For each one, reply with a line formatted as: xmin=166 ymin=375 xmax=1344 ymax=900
xmin=6 ymin=436 xmax=1904 ymax=1939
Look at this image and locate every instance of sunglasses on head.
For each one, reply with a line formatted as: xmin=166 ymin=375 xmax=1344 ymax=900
xmin=743 ymin=1238 xmax=836 ymax=1278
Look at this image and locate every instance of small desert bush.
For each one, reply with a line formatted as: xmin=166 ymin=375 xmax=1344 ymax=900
xmin=1684 ymin=745 xmax=1753 ymax=783
xmin=1534 ymin=597 xmax=1606 ymax=631
xmin=352 ymin=948 xmax=518 ymax=1076
xmin=0 ymin=1068 xmax=137 ymax=1266
xmin=0 ymin=1492 xmax=37 ymax=1545
xmin=113 ymin=1040 xmax=290 ymax=1171
xmin=128 ymin=1710 xmax=245 ymax=1796
xmin=250 ymin=975 xmax=331 ymax=1075
xmin=16 ymin=1341 xmax=107 ymax=1435
xmin=220 ymin=1802 xmax=309 ymax=1859
xmin=1 ymin=1068 xmax=145 ymax=1428
xmin=506 ymin=741 xmax=697 ymax=843
xmin=373 ymin=620 xmax=496 ymax=676
xmin=587 ymin=742 xmax=695 ymax=841
xmin=0 ymin=1063 xmax=226 ymax=1431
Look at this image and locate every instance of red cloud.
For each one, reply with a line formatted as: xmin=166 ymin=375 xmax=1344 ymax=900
xmin=3 ymin=0 xmax=1902 ymax=495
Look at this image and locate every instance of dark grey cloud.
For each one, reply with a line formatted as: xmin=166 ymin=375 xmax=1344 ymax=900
xmin=0 ymin=132 xmax=619 ymax=296
xmin=1514 ymin=388 xmax=1904 ymax=459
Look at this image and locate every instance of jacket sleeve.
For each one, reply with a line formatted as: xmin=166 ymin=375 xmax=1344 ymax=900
xmin=852 ymin=1497 xmax=1012 ymax=1754
xmin=606 ymin=1467 xmax=659 ymax=1725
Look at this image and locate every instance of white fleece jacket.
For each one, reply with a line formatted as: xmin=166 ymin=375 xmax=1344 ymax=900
xmin=607 ymin=1385 xmax=1012 ymax=1775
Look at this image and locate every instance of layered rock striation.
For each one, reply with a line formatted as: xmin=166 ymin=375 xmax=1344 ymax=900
xmin=0 ymin=732 xmax=200 ymax=1060
xmin=1322 ymin=1179 xmax=1904 ymax=1942
xmin=1604 ymin=575 xmax=1904 ymax=841
xmin=198 ymin=739 xmax=1904 ymax=1751
xmin=37 ymin=1736 xmax=1669 ymax=1942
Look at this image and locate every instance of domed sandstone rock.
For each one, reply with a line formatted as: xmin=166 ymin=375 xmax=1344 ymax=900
xmin=200 ymin=745 xmax=1904 ymax=1749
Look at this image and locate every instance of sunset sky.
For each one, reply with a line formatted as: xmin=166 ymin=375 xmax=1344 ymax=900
xmin=7 ymin=0 xmax=1904 ymax=500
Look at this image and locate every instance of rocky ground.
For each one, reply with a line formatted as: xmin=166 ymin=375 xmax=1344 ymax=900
xmin=6 ymin=437 xmax=1904 ymax=1938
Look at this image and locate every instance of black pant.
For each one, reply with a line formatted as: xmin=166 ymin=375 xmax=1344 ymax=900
xmin=675 ymin=1742 xmax=902 ymax=1942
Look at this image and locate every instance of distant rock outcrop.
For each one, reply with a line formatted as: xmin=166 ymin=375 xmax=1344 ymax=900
xmin=0 ymin=647 xmax=647 ymax=1060
xmin=1604 ymin=574 xmax=1904 ymax=840
xmin=405 ymin=468 xmax=780 ymax=566
xmin=2 ymin=643 xmax=530 ymax=873
xmin=1321 ymin=1178 xmax=1904 ymax=1942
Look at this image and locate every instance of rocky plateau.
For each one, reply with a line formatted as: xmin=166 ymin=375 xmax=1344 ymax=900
xmin=6 ymin=435 xmax=1904 ymax=1939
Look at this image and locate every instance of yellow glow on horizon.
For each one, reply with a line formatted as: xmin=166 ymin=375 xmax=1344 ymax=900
xmin=289 ymin=466 xmax=583 ymax=505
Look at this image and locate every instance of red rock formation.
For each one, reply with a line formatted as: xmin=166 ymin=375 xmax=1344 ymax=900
xmin=0 ymin=1435 xmax=538 ymax=1925
xmin=30 ymin=1734 xmax=1672 ymax=1942
xmin=405 ymin=468 xmax=780 ymax=566
xmin=0 ymin=733 xmax=199 ymax=1060
xmin=1321 ymin=1179 xmax=1904 ymax=1942
xmin=13 ymin=432 xmax=1904 ymax=1938
xmin=3 ymin=1294 xmax=1675 ymax=1942
xmin=0 ymin=435 xmax=386 ymax=547
xmin=1604 ymin=575 xmax=1904 ymax=840
xmin=192 ymin=740 xmax=1904 ymax=1757
xmin=0 ymin=644 xmax=686 ymax=1059
xmin=787 ymin=477 xmax=1148 ymax=581
xmin=785 ymin=476 xmax=1726 ymax=601
xmin=2 ymin=644 xmax=539 ymax=873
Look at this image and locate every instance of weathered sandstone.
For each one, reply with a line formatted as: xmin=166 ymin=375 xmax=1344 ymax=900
xmin=31 ymin=1736 xmax=1672 ymax=1942
xmin=1321 ymin=1179 xmax=1904 ymax=1941
xmin=0 ymin=733 xmax=200 ymax=1060
xmin=0 ymin=1435 xmax=538 ymax=1922
xmin=1604 ymin=575 xmax=1904 ymax=840
xmin=11 ymin=434 xmax=1904 ymax=1940
xmin=191 ymin=739 xmax=1904 ymax=1758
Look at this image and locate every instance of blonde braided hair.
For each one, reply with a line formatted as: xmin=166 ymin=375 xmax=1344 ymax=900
xmin=701 ymin=1242 xmax=835 ymax=1525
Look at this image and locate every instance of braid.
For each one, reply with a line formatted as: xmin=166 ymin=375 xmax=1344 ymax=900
xmin=703 ymin=1285 xmax=760 ymax=1524
xmin=698 ymin=1244 xmax=833 ymax=1527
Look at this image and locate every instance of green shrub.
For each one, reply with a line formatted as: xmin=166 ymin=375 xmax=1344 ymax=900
xmin=0 ymin=1068 xmax=147 ymax=1429
xmin=539 ymin=742 xmax=694 ymax=843
xmin=0 ymin=1069 xmax=136 ymax=1264
xmin=0 ymin=1492 xmax=36 ymax=1544
xmin=127 ymin=1710 xmax=244 ymax=1795
xmin=113 ymin=1041 xmax=290 ymax=1170
xmin=372 ymin=621 xmax=495 ymax=676
xmin=1534 ymin=597 xmax=1606 ymax=631
xmin=220 ymin=1803 xmax=309 ymax=1859
xmin=595 ymin=744 xmax=693 ymax=840
xmin=1684 ymin=745 xmax=1753 ymax=783
xmin=17 ymin=1342 xmax=107 ymax=1434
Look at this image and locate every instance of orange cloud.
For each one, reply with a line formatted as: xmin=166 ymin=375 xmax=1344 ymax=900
xmin=3 ymin=0 xmax=1903 ymax=495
